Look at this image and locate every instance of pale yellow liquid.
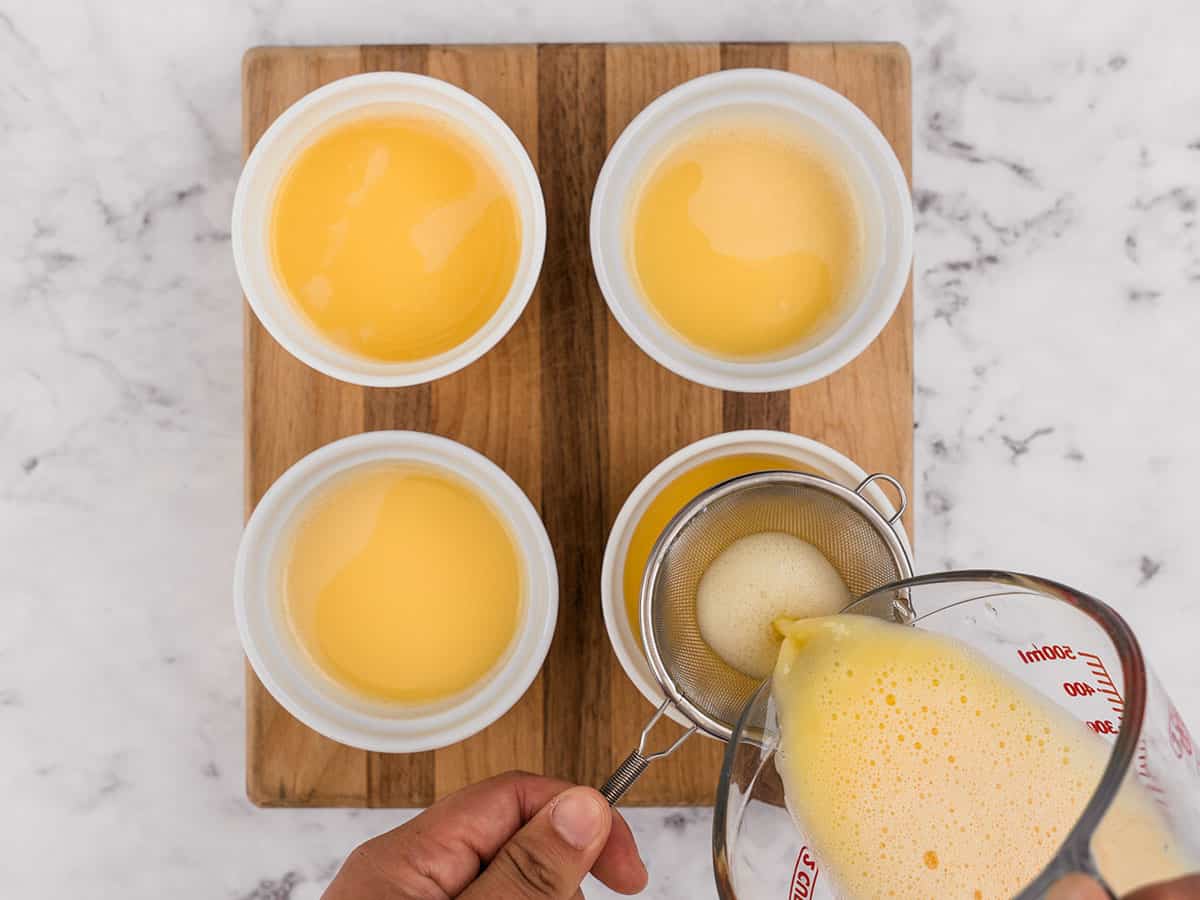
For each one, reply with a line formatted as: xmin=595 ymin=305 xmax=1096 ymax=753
xmin=622 ymin=453 xmax=808 ymax=643
xmin=629 ymin=118 xmax=860 ymax=359
xmin=773 ymin=615 xmax=1193 ymax=898
xmin=271 ymin=113 xmax=521 ymax=362
xmin=283 ymin=464 xmax=522 ymax=704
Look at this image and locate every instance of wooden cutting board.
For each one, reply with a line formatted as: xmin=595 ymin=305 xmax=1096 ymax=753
xmin=243 ymin=42 xmax=912 ymax=807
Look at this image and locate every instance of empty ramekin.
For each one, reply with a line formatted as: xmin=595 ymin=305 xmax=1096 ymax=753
xmin=234 ymin=431 xmax=558 ymax=752
xmin=590 ymin=68 xmax=912 ymax=393
xmin=232 ymin=73 xmax=546 ymax=387
xmin=600 ymin=430 xmax=911 ymax=726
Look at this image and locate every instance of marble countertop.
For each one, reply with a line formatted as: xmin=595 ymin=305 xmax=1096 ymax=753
xmin=3 ymin=0 xmax=1198 ymax=896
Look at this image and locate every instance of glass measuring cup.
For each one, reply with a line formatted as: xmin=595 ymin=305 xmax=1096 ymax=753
xmin=713 ymin=571 xmax=1200 ymax=899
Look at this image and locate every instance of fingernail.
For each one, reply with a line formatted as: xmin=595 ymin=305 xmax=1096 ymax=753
xmin=551 ymin=789 xmax=606 ymax=850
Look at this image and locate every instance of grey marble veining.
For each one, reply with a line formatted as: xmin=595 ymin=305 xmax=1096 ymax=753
xmin=1 ymin=0 xmax=1198 ymax=897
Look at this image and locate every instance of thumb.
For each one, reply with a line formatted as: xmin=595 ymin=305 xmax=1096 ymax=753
xmin=460 ymin=786 xmax=613 ymax=899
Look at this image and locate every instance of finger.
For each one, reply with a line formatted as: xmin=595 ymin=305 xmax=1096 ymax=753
xmin=595 ymin=807 xmax=648 ymax=895
xmin=336 ymin=772 xmax=646 ymax=896
xmin=459 ymin=786 xmax=612 ymax=899
xmin=1045 ymin=874 xmax=1108 ymax=900
xmin=415 ymin=772 xmax=645 ymax=893
xmin=1125 ymin=875 xmax=1200 ymax=899
xmin=324 ymin=842 xmax=417 ymax=899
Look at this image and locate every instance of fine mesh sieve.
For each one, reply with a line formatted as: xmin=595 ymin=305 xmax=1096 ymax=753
xmin=600 ymin=470 xmax=913 ymax=804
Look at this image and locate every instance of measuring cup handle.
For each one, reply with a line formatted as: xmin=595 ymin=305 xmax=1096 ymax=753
xmin=600 ymin=751 xmax=652 ymax=805
xmin=854 ymin=473 xmax=908 ymax=526
xmin=598 ymin=699 xmax=697 ymax=806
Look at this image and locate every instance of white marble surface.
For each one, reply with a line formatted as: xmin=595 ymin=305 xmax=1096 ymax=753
xmin=2 ymin=0 xmax=1198 ymax=896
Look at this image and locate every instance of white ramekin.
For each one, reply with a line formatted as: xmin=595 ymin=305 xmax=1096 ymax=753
xmin=232 ymin=73 xmax=546 ymax=387
xmin=600 ymin=430 xmax=912 ymax=726
xmin=590 ymin=68 xmax=912 ymax=393
xmin=234 ymin=431 xmax=558 ymax=753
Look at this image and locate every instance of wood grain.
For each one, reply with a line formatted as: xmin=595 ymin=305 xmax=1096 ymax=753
xmin=425 ymin=45 xmax=546 ymax=801
xmin=538 ymin=43 xmax=611 ymax=789
xmin=604 ymin=42 xmax=729 ymax=805
xmin=243 ymin=46 xmax=367 ymax=807
xmin=242 ymin=42 xmax=912 ymax=807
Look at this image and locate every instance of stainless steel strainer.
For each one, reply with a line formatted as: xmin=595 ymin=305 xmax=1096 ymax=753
xmin=599 ymin=470 xmax=913 ymax=804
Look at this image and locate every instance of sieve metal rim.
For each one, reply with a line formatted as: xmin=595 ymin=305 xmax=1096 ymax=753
xmin=639 ymin=469 xmax=914 ymax=742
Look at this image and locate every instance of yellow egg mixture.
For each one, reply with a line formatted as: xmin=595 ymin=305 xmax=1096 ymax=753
xmin=630 ymin=116 xmax=861 ymax=359
xmin=271 ymin=113 xmax=520 ymax=362
xmin=622 ymin=453 xmax=808 ymax=642
xmin=283 ymin=464 xmax=522 ymax=704
xmin=773 ymin=615 xmax=1193 ymax=898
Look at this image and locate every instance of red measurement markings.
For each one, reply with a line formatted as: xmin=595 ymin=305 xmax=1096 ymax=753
xmin=1167 ymin=703 xmax=1200 ymax=777
xmin=1167 ymin=704 xmax=1195 ymax=760
xmin=1135 ymin=740 xmax=1169 ymax=814
xmin=1020 ymin=648 xmax=1173 ymax=809
xmin=1076 ymin=651 xmax=1171 ymax=808
xmin=1017 ymin=644 xmax=1076 ymax=664
xmin=1076 ymin=651 xmax=1125 ymax=722
xmin=1063 ymin=681 xmax=1095 ymax=697
xmin=789 ymin=846 xmax=820 ymax=900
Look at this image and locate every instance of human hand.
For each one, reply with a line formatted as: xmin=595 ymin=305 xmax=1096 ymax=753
xmin=323 ymin=771 xmax=648 ymax=898
xmin=1047 ymin=873 xmax=1200 ymax=899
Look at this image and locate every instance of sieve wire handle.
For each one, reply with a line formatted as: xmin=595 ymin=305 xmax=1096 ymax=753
xmin=599 ymin=699 xmax=697 ymax=805
xmin=599 ymin=751 xmax=652 ymax=805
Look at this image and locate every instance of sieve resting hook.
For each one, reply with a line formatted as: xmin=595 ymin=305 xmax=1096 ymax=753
xmin=599 ymin=699 xmax=697 ymax=805
xmin=855 ymin=472 xmax=908 ymax=526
